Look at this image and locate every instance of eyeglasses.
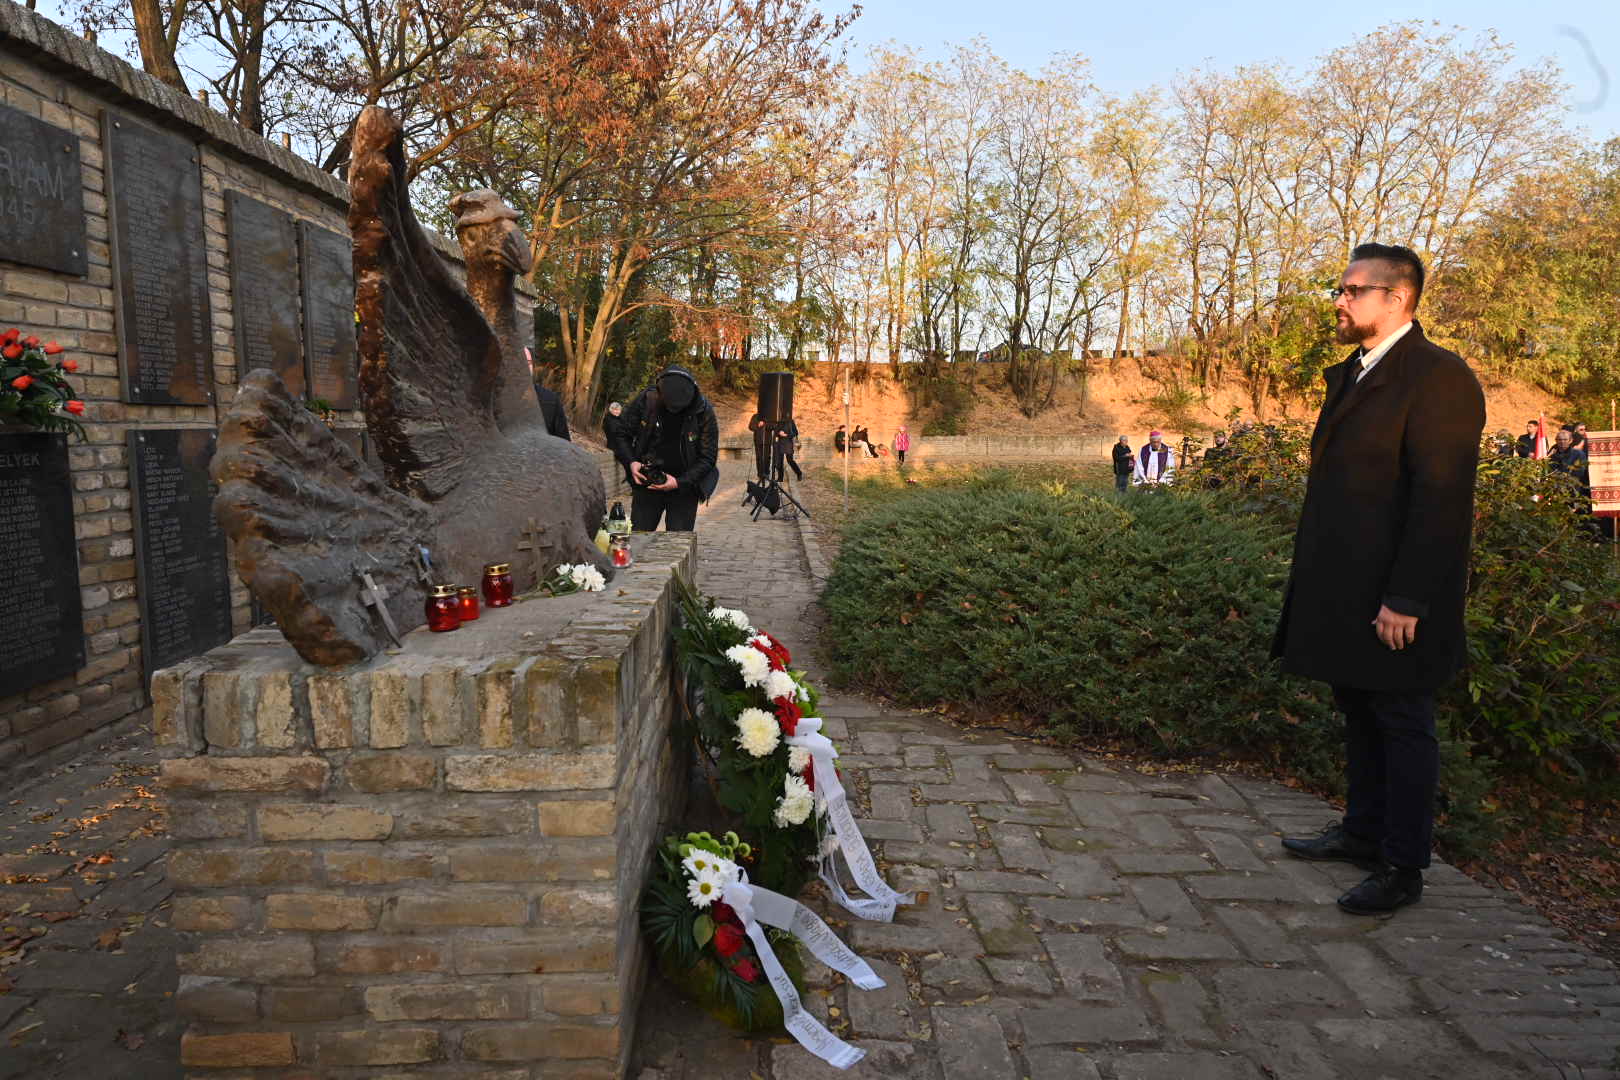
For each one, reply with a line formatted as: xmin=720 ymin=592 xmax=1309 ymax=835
xmin=1328 ymin=284 xmax=1397 ymax=301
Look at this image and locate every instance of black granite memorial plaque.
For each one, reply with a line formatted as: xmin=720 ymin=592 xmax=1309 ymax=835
xmin=0 ymin=105 xmax=88 ymax=277
xmin=129 ymin=429 xmax=232 ymax=681
xmin=104 ymin=112 xmax=214 ymax=405
xmin=226 ymin=191 xmax=303 ymax=397
xmin=0 ymin=433 xmax=84 ymax=694
xmin=298 ymin=222 xmax=357 ymax=408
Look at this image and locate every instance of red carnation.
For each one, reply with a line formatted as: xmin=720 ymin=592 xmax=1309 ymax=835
xmin=10 ymin=373 xmax=33 ymax=390
xmin=732 ymin=957 xmax=760 ymax=983
xmin=64 ymin=400 xmax=85 ymax=415
xmin=60 ymin=359 xmax=77 ymax=373
xmin=713 ymin=922 xmax=746 ymax=958
xmin=803 ymin=765 xmax=815 ymax=792
xmin=711 ymin=902 xmax=739 ymax=925
xmin=1 ymin=328 xmax=17 ymax=344
xmin=774 ymin=696 xmax=802 ymax=737
xmin=43 ymin=341 xmax=62 ymax=355
xmin=760 ymin=631 xmax=791 ymax=666
xmin=2 ymin=343 xmax=21 ymax=361
xmin=23 ymin=335 xmax=39 ymax=348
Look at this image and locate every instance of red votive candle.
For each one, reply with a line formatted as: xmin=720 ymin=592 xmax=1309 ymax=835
xmin=426 ymin=584 xmax=461 ymax=632
xmin=457 ymin=585 xmax=480 ymax=621
xmin=610 ymin=535 xmax=632 ymax=569
xmin=482 ymin=562 xmax=514 ymax=607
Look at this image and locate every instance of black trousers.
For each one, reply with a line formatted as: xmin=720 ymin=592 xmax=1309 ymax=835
xmin=771 ymin=441 xmax=802 ymax=482
xmin=1333 ymin=685 xmax=1438 ymax=870
xmin=631 ymin=488 xmax=701 ymax=532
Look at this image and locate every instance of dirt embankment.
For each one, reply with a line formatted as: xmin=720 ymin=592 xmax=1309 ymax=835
xmin=706 ymin=359 xmax=1567 ymax=445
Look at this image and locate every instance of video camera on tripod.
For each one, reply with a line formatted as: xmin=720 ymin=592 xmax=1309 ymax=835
xmin=744 ymin=371 xmax=809 ymax=521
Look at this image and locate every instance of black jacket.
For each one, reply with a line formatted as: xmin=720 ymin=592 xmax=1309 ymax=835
xmin=1516 ymin=433 xmax=1536 ymax=458
xmin=534 ymin=385 xmax=571 ymax=441
xmin=1272 ymin=322 xmax=1485 ymax=692
xmin=1111 ymin=443 xmax=1133 ymax=476
xmin=611 ymin=380 xmax=720 ymax=499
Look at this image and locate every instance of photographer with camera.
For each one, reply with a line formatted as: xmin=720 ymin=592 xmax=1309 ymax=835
xmin=610 ymin=366 xmax=720 ymax=532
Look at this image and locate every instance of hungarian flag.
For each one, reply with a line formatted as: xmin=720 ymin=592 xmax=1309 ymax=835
xmin=1531 ymin=416 xmax=1550 ymax=460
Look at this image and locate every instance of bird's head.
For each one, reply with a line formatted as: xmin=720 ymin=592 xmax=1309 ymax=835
xmin=451 ymin=189 xmax=532 ymax=275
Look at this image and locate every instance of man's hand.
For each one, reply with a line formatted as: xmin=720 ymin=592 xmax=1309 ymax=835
xmin=1372 ymin=605 xmax=1418 ymax=650
xmin=649 ymin=474 xmax=679 ymax=492
xmin=629 ymin=461 xmax=647 ymax=486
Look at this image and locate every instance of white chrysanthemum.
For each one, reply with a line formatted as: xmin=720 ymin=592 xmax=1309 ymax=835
xmin=788 ymin=746 xmax=812 ymax=775
xmin=763 ymin=669 xmax=798 ymax=702
xmin=686 ymin=868 xmax=725 ymax=908
xmin=711 ymin=856 xmax=740 ymax=885
xmin=683 ymin=851 xmax=718 ymax=878
xmin=567 ymin=564 xmax=606 ymax=592
xmin=725 ymin=644 xmax=770 ymax=688
xmin=774 ymin=774 xmax=814 ymax=827
xmin=712 ymin=607 xmax=753 ymax=632
xmin=735 ymin=707 xmax=780 ymax=758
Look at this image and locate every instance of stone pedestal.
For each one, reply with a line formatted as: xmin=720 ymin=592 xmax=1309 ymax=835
xmin=154 ymin=533 xmax=695 ymax=1078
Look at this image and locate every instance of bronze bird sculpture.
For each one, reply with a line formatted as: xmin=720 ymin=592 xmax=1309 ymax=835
xmin=211 ymin=106 xmax=611 ymax=667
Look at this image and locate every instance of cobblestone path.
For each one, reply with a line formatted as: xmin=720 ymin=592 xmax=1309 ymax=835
xmin=633 ymin=479 xmax=1620 ymax=1080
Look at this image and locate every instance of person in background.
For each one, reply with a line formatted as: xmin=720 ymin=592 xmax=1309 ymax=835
xmin=610 ymin=366 xmax=720 ymax=532
xmin=1133 ymin=430 xmax=1175 ymax=486
xmin=527 ymin=353 xmax=571 ymax=440
xmin=1111 ymin=436 xmax=1133 ymax=493
xmin=1569 ymin=422 xmax=1588 ymax=454
xmin=1549 ymin=427 xmax=1590 ymax=496
xmin=1494 ymin=431 xmax=1515 ymax=457
xmin=834 ymin=424 xmax=847 ymax=455
xmin=1516 ymin=420 xmax=1538 ymax=458
xmin=602 ymin=400 xmax=632 ymax=485
xmin=1204 ymin=430 xmax=1230 ymax=462
xmin=893 ymin=425 xmax=911 ymax=466
xmin=773 ymin=416 xmax=803 ymax=483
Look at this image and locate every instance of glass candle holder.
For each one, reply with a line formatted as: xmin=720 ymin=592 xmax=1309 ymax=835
xmin=610 ymin=534 xmax=632 ymax=569
xmin=457 ymin=585 xmax=480 ymax=621
xmin=482 ymin=562 xmax=514 ymax=607
xmin=426 ymin=584 xmax=461 ymax=632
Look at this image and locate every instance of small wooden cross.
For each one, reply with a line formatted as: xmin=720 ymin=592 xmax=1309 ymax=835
xmin=357 ymin=570 xmax=402 ymax=647
xmin=516 ymin=517 xmax=549 ymax=581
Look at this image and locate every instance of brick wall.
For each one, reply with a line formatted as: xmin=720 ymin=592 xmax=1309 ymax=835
xmin=0 ymin=1 xmax=536 ymax=779
xmin=154 ymin=531 xmax=693 ymax=1078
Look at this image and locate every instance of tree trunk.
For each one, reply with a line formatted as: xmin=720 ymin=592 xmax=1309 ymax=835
xmin=131 ymin=0 xmax=189 ymax=93
xmin=236 ymin=0 xmax=268 ymax=135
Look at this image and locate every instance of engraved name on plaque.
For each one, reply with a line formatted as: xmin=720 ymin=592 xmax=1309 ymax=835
xmin=130 ymin=429 xmax=232 ymax=682
xmin=0 ymin=104 xmax=88 ymax=277
xmin=104 ymin=112 xmax=214 ymax=405
xmin=0 ymin=433 xmax=85 ymax=694
xmin=298 ymin=222 xmax=357 ymax=409
xmin=226 ymin=191 xmax=304 ymax=397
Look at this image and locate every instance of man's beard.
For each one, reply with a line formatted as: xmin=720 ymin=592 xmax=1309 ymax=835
xmin=1335 ymin=311 xmax=1376 ymax=345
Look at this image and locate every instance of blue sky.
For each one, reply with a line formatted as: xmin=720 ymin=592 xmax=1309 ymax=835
xmin=842 ymin=0 xmax=1619 ymax=143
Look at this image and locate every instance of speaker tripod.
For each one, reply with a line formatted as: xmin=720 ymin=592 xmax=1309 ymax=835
xmin=744 ymin=425 xmax=810 ymax=521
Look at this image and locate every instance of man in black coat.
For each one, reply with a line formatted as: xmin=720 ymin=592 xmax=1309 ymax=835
xmin=1111 ymin=436 xmax=1133 ymax=492
xmin=1515 ymin=420 xmax=1538 ymax=458
xmin=609 ymin=366 xmax=720 ymax=532
xmin=1273 ymin=243 xmax=1485 ymax=916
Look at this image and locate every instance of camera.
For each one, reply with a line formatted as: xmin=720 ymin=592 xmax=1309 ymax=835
xmin=637 ymin=463 xmax=667 ymax=487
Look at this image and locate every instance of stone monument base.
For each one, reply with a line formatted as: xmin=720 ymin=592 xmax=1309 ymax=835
xmin=154 ymin=533 xmax=694 ymax=1078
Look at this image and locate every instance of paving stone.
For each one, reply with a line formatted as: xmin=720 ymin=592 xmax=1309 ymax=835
xmin=952 ymin=870 xmax=1062 ymax=896
xmin=1179 ymin=812 xmax=1271 ymax=832
xmin=857 ymin=732 xmax=902 ymax=755
xmin=1130 ymin=877 xmax=1202 ymax=925
xmin=1065 ymin=791 xmax=1126 ymax=829
xmin=992 ymin=754 xmax=1072 ymax=770
xmin=984 ymin=957 xmax=1053 ymax=994
xmin=932 ymin=1006 xmax=1017 ymax=1079
xmin=867 ymin=785 xmax=917 ymax=821
xmin=1127 ymin=813 xmax=1188 ymax=848
xmin=1237 ymin=1020 xmax=1344 ymax=1080
xmin=904 ymin=746 xmax=941 ymax=768
xmin=920 ymin=781 xmax=1010 ymax=803
xmin=1142 ymin=972 xmax=1217 ymax=1043
xmin=1118 ymin=930 xmax=1241 ymax=962
xmin=1312 ymin=941 xmax=1413 ymax=1013
xmin=1186 ymin=873 xmax=1305 ymax=903
xmin=1213 ymin=969 xmax=1352 ymax=1014
xmin=856 ymin=819 xmax=924 ymax=842
xmin=1194 ymin=774 xmax=1248 ymax=810
xmin=1021 ymin=1003 xmax=1158 ymax=1046
xmin=965 ymin=893 xmax=1040 ymax=956
xmin=988 ymin=822 xmax=1050 ymax=870
xmin=921 ymin=956 xmax=992 ymax=1003
xmin=846 ymin=958 xmax=924 ymax=1040
xmin=1110 ymin=853 xmax=1215 ymax=875
xmin=1001 ymin=771 xmax=1061 ymax=804
xmin=872 ymin=768 xmax=949 ymax=785
xmin=1044 ymin=932 xmax=1124 ymax=1002
xmin=1215 ymin=907 xmax=1306 ymax=964
xmin=1109 ymin=1050 xmax=1266 ymax=1079
xmin=1197 ymin=829 xmax=1269 ymax=872
xmin=977 ymin=803 xmax=1074 ymax=827
xmin=879 ymin=841 xmax=988 ymax=868
xmin=1030 ymin=897 xmax=1148 ymax=930
xmin=926 ymin=804 xmax=976 ymax=843
xmin=850 ymin=919 xmax=981 ymax=957
xmin=771 ymin=1039 xmax=924 ymax=1079
xmin=1046 ymin=854 xmax=1123 ymax=897
xmin=1023 ymin=1047 xmax=1105 ymax=1079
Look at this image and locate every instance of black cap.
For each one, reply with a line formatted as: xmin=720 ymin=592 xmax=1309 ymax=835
xmin=656 ymin=367 xmax=698 ymax=412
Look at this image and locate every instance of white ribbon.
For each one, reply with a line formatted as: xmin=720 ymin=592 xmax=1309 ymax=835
xmin=720 ymin=876 xmax=883 ymax=1070
xmin=786 ymin=717 xmax=915 ymax=922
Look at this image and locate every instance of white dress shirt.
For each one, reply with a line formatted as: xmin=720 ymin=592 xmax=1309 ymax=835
xmin=1354 ymin=321 xmax=1413 ymax=382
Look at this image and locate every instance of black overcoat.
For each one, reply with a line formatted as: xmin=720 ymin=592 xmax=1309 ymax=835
xmin=1272 ymin=321 xmax=1485 ymax=692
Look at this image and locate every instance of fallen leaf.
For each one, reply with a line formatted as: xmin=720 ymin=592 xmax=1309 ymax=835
xmin=95 ymin=929 xmax=122 ymax=950
xmin=115 ymin=1029 xmax=144 ymax=1051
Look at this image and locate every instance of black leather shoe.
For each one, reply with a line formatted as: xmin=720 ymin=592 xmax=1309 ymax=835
xmin=1337 ymin=866 xmax=1422 ymax=916
xmin=1281 ymin=822 xmax=1382 ymax=869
